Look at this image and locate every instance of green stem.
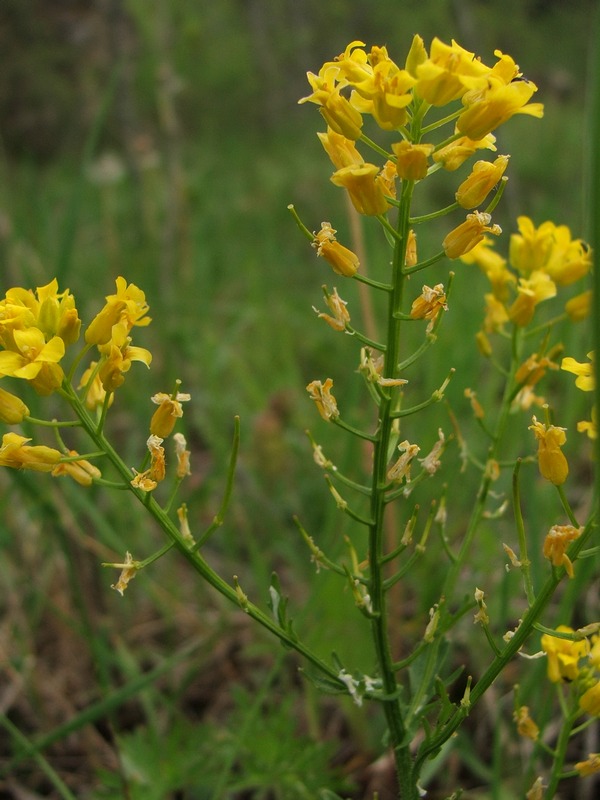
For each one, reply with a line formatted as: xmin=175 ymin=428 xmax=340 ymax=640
xmin=403 ymin=250 xmax=446 ymax=276
xmin=544 ymin=707 xmax=579 ymax=798
xmin=368 ymin=175 xmax=417 ymax=797
xmin=513 ymin=459 xmax=536 ymax=606
xmin=410 ymin=202 xmax=459 ymax=224
xmin=61 ymin=382 xmax=347 ymax=692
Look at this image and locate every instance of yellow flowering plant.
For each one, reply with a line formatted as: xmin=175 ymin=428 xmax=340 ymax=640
xmin=0 ymin=34 xmax=597 ymax=800
xmin=290 ymin=35 xmax=597 ymax=798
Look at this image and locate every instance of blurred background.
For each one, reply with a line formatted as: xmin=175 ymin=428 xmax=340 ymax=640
xmin=0 ymin=1 xmax=597 ymax=798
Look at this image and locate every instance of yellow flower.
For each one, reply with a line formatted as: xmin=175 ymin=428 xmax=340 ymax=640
xmin=314 ymin=287 xmax=350 ymax=332
xmin=0 ymin=386 xmax=30 ymax=424
xmin=414 ymin=37 xmax=490 ymax=106
xmin=299 ymin=63 xmax=363 ymax=140
xmin=443 ymin=211 xmax=502 ymax=259
xmin=529 ymin=416 xmax=568 ymax=485
xmin=0 ymin=288 xmax=39 ymax=347
xmin=86 ymin=277 xmax=151 ymax=345
xmin=84 ymin=300 xmax=127 ymax=346
xmin=457 ymin=77 xmax=544 ymax=139
xmin=482 ymin=293 xmax=509 ymax=333
xmin=565 ymin=290 xmax=592 ymax=322
xmin=580 ymin=682 xmax=600 ymax=717
xmin=0 ymin=280 xmax=80 ymax=348
xmin=507 ymin=217 xmax=590 ymax=285
xmin=509 ymin=216 xmax=556 ymax=275
xmin=97 ymin=323 xmax=152 ymax=392
xmin=0 ymin=327 xmax=65 ymax=381
xmin=330 ymin=163 xmax=391 ymax=215
xmin=312 ymin=222 xmax=360 ymax=277
xmin=561 ymin=353 xmax=595 ymax=392
xmin=590 ymin=636 xmax=600 ymax=669
xmin=543 ymin=225 xmax=592 ymax=286
xmin=475 ymin=330 xmax=492 ymax=357
xmin=540 ymin=625 xmax=589 ymax=683
xmin=330 ymin=40 xmax=371 ymax=83
xmin=347 ymin=47 xmax=416 ymax=130
xmin=577 ymin=408 xmax=597 ymax=440
xmin=404 ymin=34 xmax=427 ymax=78
xmin=514 ymin=706 xmax=539 ymax=741
xmin=306 ymin=378 xmax=339 ymax=421
xmin=460 ymin=237 xmax=515 ymax=301
xmin=508 ymin=271 xmax=556 ymax=327
xmin=150 ymin=388 xmax=191 ymax=438
xmin=515 ymin=353 xmax=559 ymax=389
xmin=432 ymin=133 xmax=497 ymax=171
xmin=542 ymin=524 xmax=582 ymax=578
xmin=455 ymin=155 xmax=509 ymax=209
xmin=35 ymin=279 xmax=81 ymax=345
xmin=317 ymin=128 xmax=364 ymax=169
xmin=52 ymin=450 xmax=102 ymax=487
xmin=392 ymin=141 xmax=434 ymax=181
xmin=409 ymin=284 xmax=447 ymax=332
xmin=0 ymin=432 xmax=62 ymax=472
xmin=575 ymin=753 xmax=600 ymax=777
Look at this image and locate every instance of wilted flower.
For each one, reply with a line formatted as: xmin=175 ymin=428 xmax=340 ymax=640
xmin=314 ymin=287 xmax=350 ymax=331
xmin=387 ymin=440 xmax=420 ymax=483
xmin=514 ymin=706 xmax=539 ymax=741
xmin=410 ymin=284 xmax=447 ymax=332
xmin=306 ymin=378 xmax=339 ymax=421
xmin=575 ymin=753 xmax=600 ymax=777
xmin=150 ymin=387 xmax=191 ymax=437
xmin=542 ymin=524 xmax=582 ymax=578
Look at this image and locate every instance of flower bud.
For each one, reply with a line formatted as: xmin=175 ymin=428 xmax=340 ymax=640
xmin=443 ymin=212 xmax=502 ymax=259
xmin=392 ymin=141 xmax=434 ymax=181
xmin=313 ymin=222 xmax=360 ymax=277
xmin=455 ymin=155 xmax=509 ymax=209
xmin=0 ymin=387 xmax=30 ymax=424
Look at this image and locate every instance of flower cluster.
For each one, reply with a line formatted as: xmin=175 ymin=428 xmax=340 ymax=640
xmin=298 ymin=37 xmax=546 ymax=281
xmin=300 ymin=37 xmax=542 ymax=143
xmin=541 ymin=627 xmax=600 ymax=719
xmin=460 ymin=217 xmax=592 ymax=343
xmin=82 ymin=277 xmax=152 ymax=399
xmin=0 ymin=276 xmax=192 ymax=497
xmin=0 ymin=279 xmax=80 ymax=402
